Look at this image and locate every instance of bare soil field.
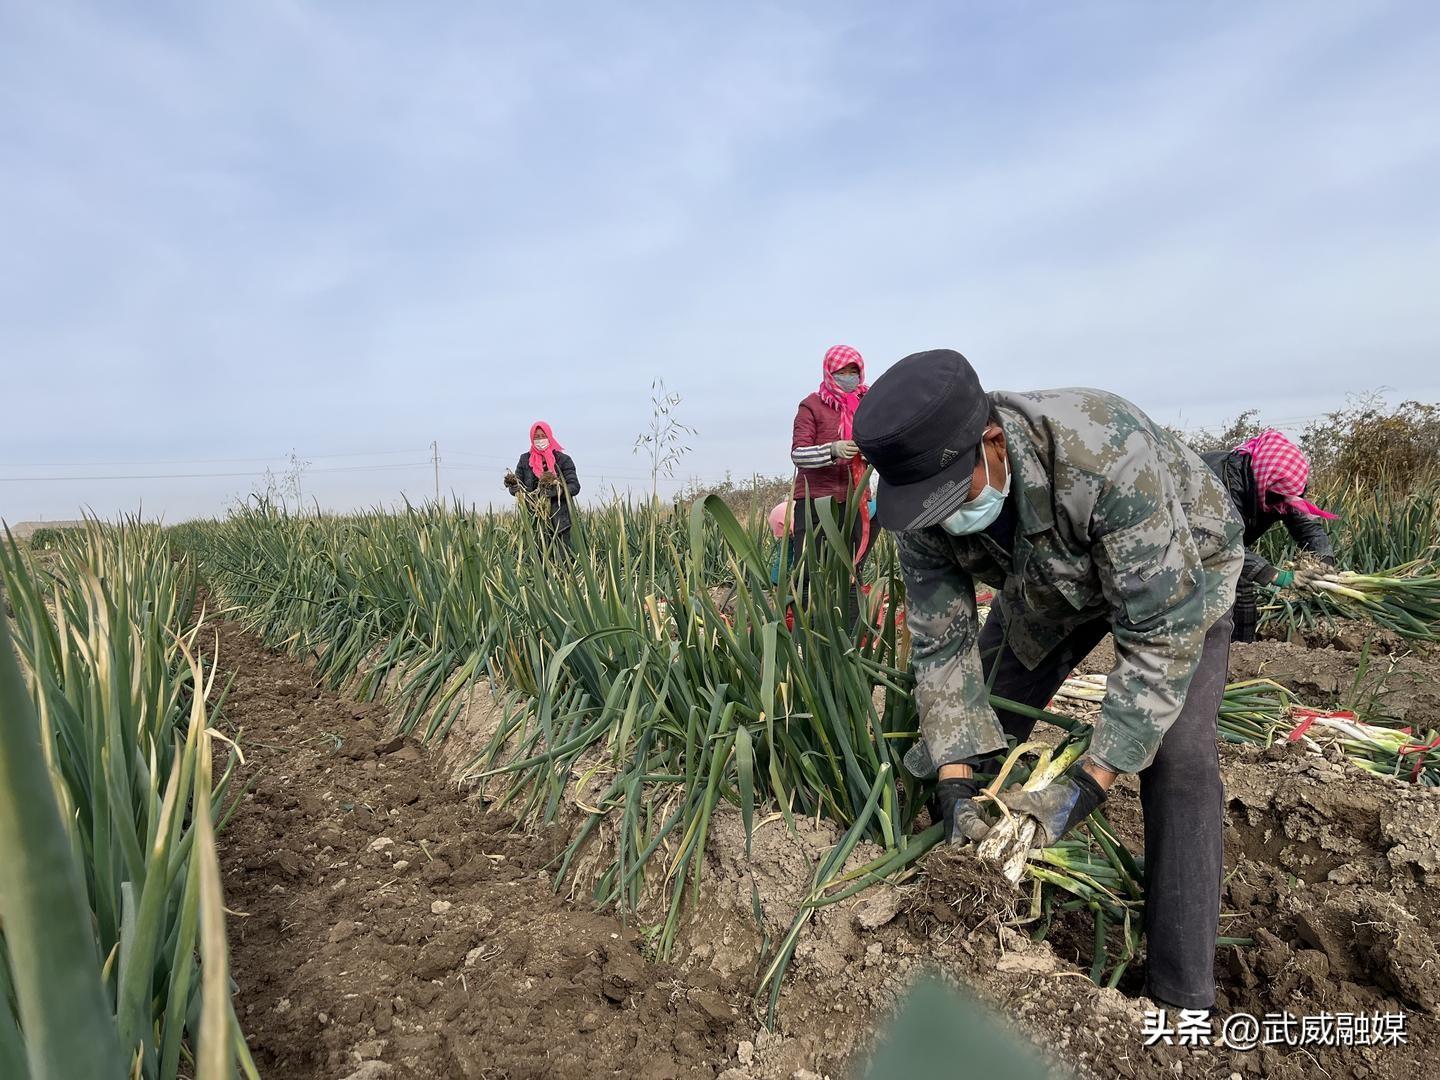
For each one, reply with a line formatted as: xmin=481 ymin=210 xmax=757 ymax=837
xmin=212 ymin=620 xmax=1440 ymax=1079
xmin=214 ymin=623 xmax=748 ymax=1079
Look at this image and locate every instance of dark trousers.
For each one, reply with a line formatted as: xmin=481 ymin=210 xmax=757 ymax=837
xmin=1230 ymin=578 xmax=1258 ymax=643
xmin=977 ymin=605 xmax=1232 ymax=1010
xmin=791 ymin=499 xmax=871 ymax=626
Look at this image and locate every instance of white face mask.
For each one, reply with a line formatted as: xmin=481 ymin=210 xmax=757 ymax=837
xmin=940 ymin=448 xmax=1011 ymax=536
xmin=533 ymin=437 xmax=550 ymax=451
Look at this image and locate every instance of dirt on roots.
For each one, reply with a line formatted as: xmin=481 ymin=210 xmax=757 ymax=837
xmin=212 ymin=619 xmax=1440 ymax=1080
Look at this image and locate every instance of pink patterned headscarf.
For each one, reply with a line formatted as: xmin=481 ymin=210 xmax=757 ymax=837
xmin=768 ymin=500 xmax=792 ymax=539
xmin=817 ymin=345 xmax=868 ymax=439
xmin=1235 ymin=429 xmax=1337 ymax=520
xmin=815 ymin=345 xmax=873 ymax=560
xmin=528 ymin=421 xmax=563 ymax=476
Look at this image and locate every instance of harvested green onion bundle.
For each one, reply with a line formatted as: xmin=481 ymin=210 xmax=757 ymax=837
xmin=975 ymin=737 xmax=1089 ymax=884
xmin=758 ymin=733 xmax=1148 ymax=1014
xmin=1026 ymin=814 xmax=1145 ymax=987
xmin=1212 ymin=675 xmax=1440 ymax=784
xmin=1054 ymin=674 xmax=1297 ymax=746
xmin=1051 ymin=671 xmax=1105 ymax=705
xmin=1218 ymin=677 xmax=1296 ymax=745
xmin=1265 ymin=559 xmax=1440 ymax=641
xmin=981 ymin=737 xmax=1148 ymax=985
xmin=1286 ymin=711 xmax=1440 ymax=786
xmin=1061 ymin=673 xmax=1440 ymax=784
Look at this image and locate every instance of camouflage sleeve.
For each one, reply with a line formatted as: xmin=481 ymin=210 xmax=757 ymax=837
xmin=1088 ymin=436 xmax=1209 ymax=774
xmin=896 ymin=529 xmax=1008 ymax=778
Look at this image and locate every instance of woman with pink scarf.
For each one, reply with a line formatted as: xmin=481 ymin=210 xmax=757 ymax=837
xmin=504 ymin=421 xmax=582 ymax=552
xmin=789 ymin=345 xmax=874 ymax=623
xmin=1202 ymin=429 xmax=1337 ymax=642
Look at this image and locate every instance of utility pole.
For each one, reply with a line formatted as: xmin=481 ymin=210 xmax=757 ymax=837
xmin=431 ymin=441 xmax=441 ymax=503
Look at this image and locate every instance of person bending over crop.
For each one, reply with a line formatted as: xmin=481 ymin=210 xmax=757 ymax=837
xmin=789 ymin=345 xmax=875 ymax=624
xmin=853 ymin=350 xmax=1243 ymax=1013
xmin=504 ymin=421 xmax=581 ymax=553
xmin=1202 ymin=430 xmax=1337 ymax=642
xmin=766 ymin=500 xmax=797 ymax=584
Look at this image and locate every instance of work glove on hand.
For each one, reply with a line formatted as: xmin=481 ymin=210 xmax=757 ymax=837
xmin=935 ymin=776 xmax=993 ymax=845
xmin=1274 ymin=567 xmax=1326 ymax=592
xmin=996 ymin=768 xmax=1107 ymax=847
xmin=831 ymin=440 xmax=860 ymax=461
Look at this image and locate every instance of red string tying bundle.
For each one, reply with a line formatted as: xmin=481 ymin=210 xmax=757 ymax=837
xmin=1286 ymin=707 xmax=1356 ymax=742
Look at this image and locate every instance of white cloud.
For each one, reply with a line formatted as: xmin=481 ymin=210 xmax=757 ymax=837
xmin=2 ymin=1 xmax=1437 ymax=521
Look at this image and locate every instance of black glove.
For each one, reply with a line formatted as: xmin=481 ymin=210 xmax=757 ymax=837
xmin=996 ymin=767 xmax=1107 ymax=846
xmin=935 ymin=776 xmax=992 ymax=845
xmin=1320 ymin=555 xmax=1337 ymax=568
xmin=1254 ymin=563 xmax=1278 ymax=587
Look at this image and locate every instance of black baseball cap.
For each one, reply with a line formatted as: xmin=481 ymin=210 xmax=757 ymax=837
xmin=852 ymin=349 xmax=991 ymax=531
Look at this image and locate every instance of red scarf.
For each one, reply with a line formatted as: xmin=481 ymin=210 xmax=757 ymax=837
xmin=528 ymin=421 xmax=563 ymax=476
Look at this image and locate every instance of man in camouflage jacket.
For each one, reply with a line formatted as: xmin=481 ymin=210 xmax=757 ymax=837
xmin=853 ymin=350 xmax=1243 ymax=1011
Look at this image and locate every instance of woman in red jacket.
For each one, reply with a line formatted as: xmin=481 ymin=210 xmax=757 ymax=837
xmin=790 ymin=344 xmax=873 ymax=623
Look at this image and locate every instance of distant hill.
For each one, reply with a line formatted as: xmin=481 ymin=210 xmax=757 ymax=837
xmin=6 ymin=520 xmax=86 ymax=540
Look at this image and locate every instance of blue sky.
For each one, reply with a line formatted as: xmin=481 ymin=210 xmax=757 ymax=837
xmin=2 ymin=1 xmax=1437 ymax=522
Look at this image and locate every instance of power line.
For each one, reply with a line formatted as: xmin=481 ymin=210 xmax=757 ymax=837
xmin=437 ymin=460 xmax=653 ymax=480
xmin=313 ymin=462 xmax=433 ymax=474
xmin=0 ymin=448 xmax=427 ymax=469
xmin=0 ymin=462 xmax=431 ymax=483
xmin=2 ymin=459 xmax=740 ymax=487
xmin=444 ymin=450 xmax=513 ymax=463
xmin=444 ymin=449 xmax=739 ymax=484
xmin=448 ymin=448 xmax=634 ymax=470
xmin=441 ymin=462 xmax=740 ymax=485
xmin=1171 ymin=412 xmax=1329 ymax=433
xmin=443 ymin=461 xmax=652 ymax=481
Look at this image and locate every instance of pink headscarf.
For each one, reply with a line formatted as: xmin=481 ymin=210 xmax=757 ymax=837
xmin=529 ymin=421 xmax=563 ymax=476
xmin=815 ymin=345 xmax=873 ymax=563
xmin=1235 ymin=429 xmax=1337 ymax=520
xmin=817 ymin=345 xmax=868 ymax=440
xmin=768 ymin=500 xmax=792 ymax=539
